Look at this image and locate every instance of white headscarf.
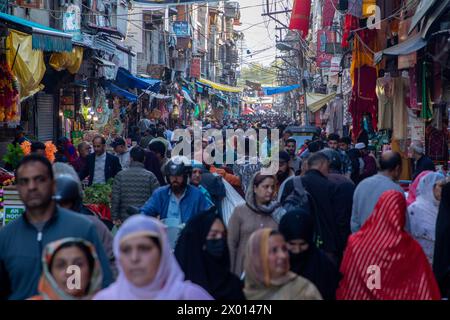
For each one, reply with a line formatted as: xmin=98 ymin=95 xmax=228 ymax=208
xmin=408 ymin=172 xmax=445 ymax=262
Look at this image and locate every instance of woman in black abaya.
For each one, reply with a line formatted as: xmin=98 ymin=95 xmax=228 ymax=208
xmin=279 ymin=209 xmax=341 ymax=300
xmin=174 ymin=208 xmax=245 ymax=300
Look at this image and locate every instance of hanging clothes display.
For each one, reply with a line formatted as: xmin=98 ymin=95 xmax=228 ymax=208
xmin=409 ymin=67 xmax=420 ymax=111
xmin=376 ymin=74 xmax=393 ymax=130
xmin=421 ymin=61 xmax=433 ymax=121
xmin=325 ymin=96 xmax=344 ymax=136
xmin=392 ymin=77 xmax=409 ymax=140
xmin=350 ymin=29 xmax=379 ymax=85
xmin=342 ymin=15 xmax=359 ymax=49
xmin=349 ymin=65 xmax=378 ymax=140
xmin=426 ymin=125 xmax=448 ymax=163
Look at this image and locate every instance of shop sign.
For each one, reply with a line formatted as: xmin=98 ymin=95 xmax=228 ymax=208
xmin=3 ymin=205 xmax=25 ymax=226
xmin=317 ymin=30 xmax=336 ymax=68
xmin=190 ymin=58 xmax=201 ymax=79
xmin=63 ymin=4 xmax=82 ymax=41
xmin=173 ymin=22 xmax=191 ymax=37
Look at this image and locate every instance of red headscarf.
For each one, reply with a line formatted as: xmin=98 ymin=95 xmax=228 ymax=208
xmin=406 ymin=171 xmax=433 ymax=206
xmin=337 ymin=190 xmax=441 ymax=300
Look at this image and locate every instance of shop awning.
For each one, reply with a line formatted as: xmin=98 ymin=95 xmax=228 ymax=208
xmin=103 ymin=81 xmax=138 ymax=102
xmin=374 ymin=33 xmax=427 ymax=64
xmin=93 ymin=57 xmax=116 ymax=67
xmin=115 ymin=67 xmax=161 ymax=92
xmin=409 ymin=0 xmax=438 ymax=34
xmin=306 ymin=92 xmax=336 ymax=113
xmin=0 ymin=12 xmax=72 ymax=52
xmin=182 ymin=87 xmax=195 ymax=105
xmin=262 ymin=84 xmax=300 ymax=96
xmin=198 ymin=78 xmax=243 ymax=93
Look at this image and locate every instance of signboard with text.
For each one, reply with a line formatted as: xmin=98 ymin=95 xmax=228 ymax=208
xmin=316 ymin=30 xmax=336 ymax=68
xmin=3 ymin=205 xmax=25 ymax=226
xmin=173 ymin=21 xmax=191 ymax=37
xmin=190 ymin=58 xmax=201 ymax=79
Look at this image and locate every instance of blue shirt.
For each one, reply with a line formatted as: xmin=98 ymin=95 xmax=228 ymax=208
xmin=140 ymin=185 xmax=212 ymax=223
xmin=166 ymin=189 xmax=186 ymax=225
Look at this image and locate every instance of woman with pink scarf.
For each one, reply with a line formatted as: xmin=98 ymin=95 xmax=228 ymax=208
xmin=93 ymin=215 xmax=213 ymax=300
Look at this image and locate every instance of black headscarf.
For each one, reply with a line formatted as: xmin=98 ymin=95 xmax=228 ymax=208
xmin=279 ymin=210 xmax=341 ymax=300
xmin=174 ymin=208 xmax=245 ymax=300
xmin=433 ymin=182 xmax=450 ymax=298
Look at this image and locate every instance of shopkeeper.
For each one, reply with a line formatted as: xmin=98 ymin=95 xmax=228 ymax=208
xmin=410 ymin=141 xmax=435 ymax=180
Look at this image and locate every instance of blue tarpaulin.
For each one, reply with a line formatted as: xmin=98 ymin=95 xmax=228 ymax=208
xmin=262 ymin=84 xmax=300 ymax=95
xmin=103 ymin=81 xmax=138 ymax=102
xmin=115 ymin=67 xmax=161 ymax=92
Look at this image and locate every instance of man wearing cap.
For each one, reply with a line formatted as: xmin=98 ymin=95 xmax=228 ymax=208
xmin=190 ymin=160 xmax=214 ymax=207
xmin=410 ymin=141 xmax=435 ymax=180
xmin=111 ymin=137 xmax=131 ymax=170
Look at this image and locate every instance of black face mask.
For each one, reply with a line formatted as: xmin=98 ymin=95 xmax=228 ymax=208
xmin=205 ymin=238 xmax=226 ymax=258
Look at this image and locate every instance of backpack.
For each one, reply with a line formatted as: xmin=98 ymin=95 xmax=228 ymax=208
xmin=278 ymin=176 xmax=310 ymax=213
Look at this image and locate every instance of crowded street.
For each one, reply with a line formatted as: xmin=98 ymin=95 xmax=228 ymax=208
xmin=0 ymin=0 xmax=449 ymax=303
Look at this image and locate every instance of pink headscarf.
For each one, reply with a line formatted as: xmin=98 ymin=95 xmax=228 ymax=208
xmin=407 ymin=171 xmax=433 ymax=206
xmin=93 ymin=215 xmax=213 ymax=300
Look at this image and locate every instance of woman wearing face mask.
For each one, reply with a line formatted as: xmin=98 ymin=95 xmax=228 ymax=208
xmin=175 ymin=208 xmax=245 ymax=300
xmin=279 ymin=210 xmax=340 ymax=300
xmin=408 ymin=172 xmax=445 ymax=263
xmin=93 ymin=215 xmax=213 ymax=300
xmin=228 ymin=173 xmax=285 ymax=277
xmin=243 ymin=228 xmax=322 ymax=300
xmin=29 ymin=238 xmax=102 ymax=300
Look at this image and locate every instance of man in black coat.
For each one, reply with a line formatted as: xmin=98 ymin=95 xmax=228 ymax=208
xmin=301 ymin=152 xmax=341 ymax=265
xmin=321 ymin=149 xmax=355 ymax=254
xmin=80 ymin=135 xmax=122 ymax=186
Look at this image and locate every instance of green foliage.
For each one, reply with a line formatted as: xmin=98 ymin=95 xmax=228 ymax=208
xmin=237 ymin=61 xmax=279 ymax=87
xmin=83 ymin=178 xmax=114 ymax=206
xmin=2 ymin=144 xmax=24 ymax=170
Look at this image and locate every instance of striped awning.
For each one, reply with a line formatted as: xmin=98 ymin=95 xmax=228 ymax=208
xmin=0 ymin=12 xmax=72 ymax=52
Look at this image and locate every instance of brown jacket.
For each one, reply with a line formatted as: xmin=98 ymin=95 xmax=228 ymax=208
xmin=227 ymin=204 xmax=278 ymax=277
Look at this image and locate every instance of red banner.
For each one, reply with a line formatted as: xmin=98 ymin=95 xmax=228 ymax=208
xmin=190 ymin=58 xmax=201 ymax=79
xmin=289 ymin=0 xmax=311 ymax=38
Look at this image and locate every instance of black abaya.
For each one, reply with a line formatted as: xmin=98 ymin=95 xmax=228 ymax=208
xmin=174 ymin=208 xmax=245 ymax=300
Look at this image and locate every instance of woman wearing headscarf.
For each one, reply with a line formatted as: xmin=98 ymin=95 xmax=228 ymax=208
xmin=93 ymin=215 xmax=213 ymax=300
xmin=408 ymin=172 xmax=445 ymax=263
xmin=243 ymin=228 xmax=322 ymax=300
xmin=175 ymin=208 xmax=245 ymax=300
xmin=228 ymin=173 xmax=285 ymax=277
xmin=337 ymin=191 xmax=441 ymax=300
xmin=29 ymin=238 xmax=102 ymax=300
xmin=433 ymin=181 xmax=450 ymax=298
xmin=406 ymin=170 xmax=433 ymax=206
xmin=279 ymin=210 xmax=340 ymax=300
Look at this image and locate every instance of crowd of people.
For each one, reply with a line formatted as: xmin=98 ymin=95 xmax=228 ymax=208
xmin=0 ymin=117 xmax=449 ymax=301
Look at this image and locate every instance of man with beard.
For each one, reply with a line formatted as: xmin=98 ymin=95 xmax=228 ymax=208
xmin=277 ymin=151 xmax=295 ymax=192
xmin=140 ymin=156 xmax=212 ymax=225
xmin=0 ymin=155 xmax=113 ymax=300
xmin=285 ymin=138 xmax=301 ymax=174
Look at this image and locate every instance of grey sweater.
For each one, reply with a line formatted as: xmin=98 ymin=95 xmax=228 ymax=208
xmin=111 ymin=162 xmax=160 ymax=221
xmin=351 ymin=173 xmax=405 ymax=233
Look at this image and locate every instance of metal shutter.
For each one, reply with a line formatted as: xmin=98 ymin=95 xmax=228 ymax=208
xmin=36 ymin=93 xmax=55 ymax=142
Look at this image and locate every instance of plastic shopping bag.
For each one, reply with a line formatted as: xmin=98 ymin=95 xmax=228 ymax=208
xmin=221 ymin=179 xmax=245 ymax=227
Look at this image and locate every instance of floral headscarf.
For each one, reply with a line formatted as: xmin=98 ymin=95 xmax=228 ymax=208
xmin=35 ymin=238 xmax=102 ymax=300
